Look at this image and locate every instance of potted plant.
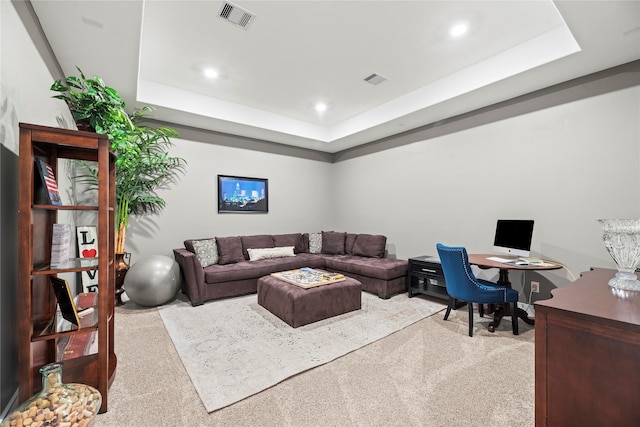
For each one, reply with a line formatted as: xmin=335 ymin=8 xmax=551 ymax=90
xmin=51 ymin=66 xmax=134 ymax=137
xmin=52 ymin=68 xmax=186 ymax=303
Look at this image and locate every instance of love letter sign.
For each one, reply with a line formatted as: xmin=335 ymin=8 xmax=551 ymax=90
xmin=77 ymin=226 xmax=98 ymax=292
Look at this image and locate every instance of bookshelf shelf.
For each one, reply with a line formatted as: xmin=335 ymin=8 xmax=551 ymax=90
xmin=31 ymin=258 xmax=100 ymax=274
xmin=33 ymin=204 xmax=99 ymax=210
xmin=17 ymin=123 xmax=116 ymax=413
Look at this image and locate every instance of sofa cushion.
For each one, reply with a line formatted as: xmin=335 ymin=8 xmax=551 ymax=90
xmin=352 ymin=234 xmax=387 ymax=258
xmin=216 ymin=236 xmax=245 ymax=265
xmin=321 ymin=231 xmax=346 ymax=255
xmin=345 ymin=233 xmax=358 ymax=255
xmin=203 ymin=253 xmax=325 ymax=283
xmin=241 ymin=235 xmax=274 ymax=260
xmin=302 ymin=233 xmax=310 ymax=253
xmin=191 ymin=238 xmax=218 ymax=267
xmin=273 ymin=233 xmax=305 ymax=254
xmin=324 ymin=255 xmax=408 ymax=280
xmin=248 ymin=246 xmax=295 ymax=261
xmin=308 ymin=232 xmax=322 ymax=254
xmin=184 ymin=238 xmax=214 ymax=254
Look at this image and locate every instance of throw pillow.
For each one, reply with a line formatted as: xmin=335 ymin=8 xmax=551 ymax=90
xmin=308 ymin=232 xmax=322 ymax=254
xmin=321 ymin=231 xmax=347 ymax=255
xmin=273 ymin=233 xmax=305 ymax=254
xmin=345 ymin=233 xmax=358 ymax=255
xmin=247 ymin=246 xmax=295 ymax=261
xmin=241 ymin=235 xmax=274 ymax=260
xmin=191 ymin=238 xmax=218 ymax=267
xmin=216 ymin=236 xmax=245 ymax=265
xmin=184 ymin=238 xmax=213 ymax=254
xmin=352 ymin=234 xmax=387 ymax=258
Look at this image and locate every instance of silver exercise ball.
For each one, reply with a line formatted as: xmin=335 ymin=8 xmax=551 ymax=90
xmin=124 ymin=255 xmax=181 ymax=307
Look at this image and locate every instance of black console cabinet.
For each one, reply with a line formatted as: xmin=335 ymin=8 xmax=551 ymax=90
xmin=407 ymin=255 xmax=462 ymax=307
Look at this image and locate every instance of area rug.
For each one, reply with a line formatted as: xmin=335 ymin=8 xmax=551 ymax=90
xmin=157 ymin=292 xmax=445 ymax=412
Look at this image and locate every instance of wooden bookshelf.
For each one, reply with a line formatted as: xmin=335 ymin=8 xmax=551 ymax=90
xmin=17 ymin=123 xmax=116 ymax=413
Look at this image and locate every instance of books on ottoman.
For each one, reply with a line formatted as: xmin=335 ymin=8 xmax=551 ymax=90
xmin=271 ymin=267 xmax=345 ymax=289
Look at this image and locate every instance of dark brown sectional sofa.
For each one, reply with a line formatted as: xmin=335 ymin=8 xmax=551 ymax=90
xmin=173 ymin=231 xmax=408 ymax=306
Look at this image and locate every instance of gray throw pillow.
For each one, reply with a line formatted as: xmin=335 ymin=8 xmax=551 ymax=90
xmin=308 ymin=232 xmax=322 ymax=254
xmin=352 ymin=234 xmax=387 ymax=258
xmin=216 ymin=236 xmax=245 ymax=265
xmin=192 ymin=238 xmax=218 ymax=267
xmin=321 ymin=231 xmax=346 ymax=255
xmin=345 ymin=233 xmax=358 ymax=255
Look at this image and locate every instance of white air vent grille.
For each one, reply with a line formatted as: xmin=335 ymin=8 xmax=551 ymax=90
xmin=364 ymin=73 xmax=387 ymax=85
xmin=219 ymin=2 xmax=256 ymax=30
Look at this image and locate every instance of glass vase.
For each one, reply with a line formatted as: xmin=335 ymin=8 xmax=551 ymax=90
xmin=598 ymin=219 xmax=640 ymax=292
xmin=2 ymin=363 xmax=101 ymax=427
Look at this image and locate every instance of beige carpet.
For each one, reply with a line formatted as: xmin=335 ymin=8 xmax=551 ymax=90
xmin=156 ymin=292 xmax=445 ymax=412
xmin=94 ymin=295 xmax=535 ymax=426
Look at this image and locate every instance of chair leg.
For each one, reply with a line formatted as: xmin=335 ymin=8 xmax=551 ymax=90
xmin=511 ymin=301 xmax=519 ymax=335
xmin=444 ymin=297 xmax=454 ymax=320
xmin=479 ymin=303 xmax=484 ymax=317
xmin=468 ymin=302 xmax=474 ymax=337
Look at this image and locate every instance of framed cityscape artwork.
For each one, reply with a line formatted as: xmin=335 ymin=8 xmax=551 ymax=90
xmin=218 ymin=175 xmax=268 ymax=213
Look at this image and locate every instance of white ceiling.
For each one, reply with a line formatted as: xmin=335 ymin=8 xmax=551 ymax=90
xmin=31 ymin=1 xmax=640 ymax=153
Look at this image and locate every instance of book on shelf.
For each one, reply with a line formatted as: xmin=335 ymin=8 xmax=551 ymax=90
xmin=49 ymin=276 xmax=80 ymax=326
xmin=35 ymin=158 xmax=62 ymax=205
xmin=50 ymin=224 xmax=71 ymax=267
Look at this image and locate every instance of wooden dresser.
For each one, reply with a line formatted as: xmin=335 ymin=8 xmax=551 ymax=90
xmin=535 ymin=268 xmax=640 ymax=426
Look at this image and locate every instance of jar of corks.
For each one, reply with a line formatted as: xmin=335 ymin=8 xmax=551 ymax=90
xmin=2 ymin=362 xmax=101 ymax=427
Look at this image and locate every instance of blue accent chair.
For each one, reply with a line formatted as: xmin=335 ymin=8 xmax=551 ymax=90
xmin=436 ymin=243 xmax=519 ymax=337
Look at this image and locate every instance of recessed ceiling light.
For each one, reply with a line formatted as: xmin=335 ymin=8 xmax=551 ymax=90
xmin=314 ymin=102 xmax=328 ymax=113
xmin=203 ymin=68 xmax=219 ymax=79
xmin=450 ymin=22 xmax=469 ymax=38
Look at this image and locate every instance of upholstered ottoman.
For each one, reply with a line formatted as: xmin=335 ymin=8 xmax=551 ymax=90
xmin=257 ymin=274 xmax=362 ymax=328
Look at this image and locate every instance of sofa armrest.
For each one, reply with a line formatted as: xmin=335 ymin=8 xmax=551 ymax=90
xmin=173 ymin=248 xmax=205 ymax=306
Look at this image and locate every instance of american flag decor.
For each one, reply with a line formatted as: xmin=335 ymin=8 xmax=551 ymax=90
xmin=36 ymin=158 xmax=63 ymax=205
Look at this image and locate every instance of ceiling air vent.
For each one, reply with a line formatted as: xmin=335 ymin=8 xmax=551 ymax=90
xmin=364 ymin=73 xmax=387 ymax=85
xmin=219 ymin=2 xmax=256 ymax=30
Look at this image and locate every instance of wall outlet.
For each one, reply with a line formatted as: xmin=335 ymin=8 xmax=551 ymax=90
xmin=531 ymin=281 xmax=540 ymax=293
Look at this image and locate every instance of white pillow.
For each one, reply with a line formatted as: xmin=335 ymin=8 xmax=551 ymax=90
xmin=247 ymin=246 xmax=295 ymax=261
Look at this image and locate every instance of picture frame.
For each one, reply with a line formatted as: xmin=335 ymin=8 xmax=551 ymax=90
xmin=50 ymin=276 xmax=81 ymax=326
xmin=218 ymin=175 xmax=268 ymax=213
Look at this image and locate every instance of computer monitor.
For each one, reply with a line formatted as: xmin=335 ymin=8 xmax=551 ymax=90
xmin=493 ymin=219 xmax=534 ymax=257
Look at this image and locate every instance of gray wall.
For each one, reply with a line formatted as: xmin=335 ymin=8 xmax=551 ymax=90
xmin=331 ymin=71 xmax=639 ymax=300
xmin=124 ymin=130 xmax=335 ymax=261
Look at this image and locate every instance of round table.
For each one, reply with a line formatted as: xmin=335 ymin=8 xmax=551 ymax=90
xmin=467 ymin=254 xmax=562 ymax=332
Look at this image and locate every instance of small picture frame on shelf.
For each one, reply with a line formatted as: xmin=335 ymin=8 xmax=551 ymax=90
xmin=50 ymin=277 xmax=81 ymax=326
xmin=35 ymin=158 xmax=63 ymax=205
xmin=217 ymin=175 xmax=268 ymax=213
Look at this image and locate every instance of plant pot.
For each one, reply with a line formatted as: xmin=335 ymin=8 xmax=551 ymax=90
xmin=115 ymin=252 xmax=131 ymax=305
xmin=75 ymin=119 xmax=93 ymax=132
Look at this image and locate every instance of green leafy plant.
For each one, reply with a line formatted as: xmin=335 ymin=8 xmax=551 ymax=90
xmin=51 ymin=66 xmax=133 ymax=140
xmin=52 ymin=68 xmax=186 ymax=254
